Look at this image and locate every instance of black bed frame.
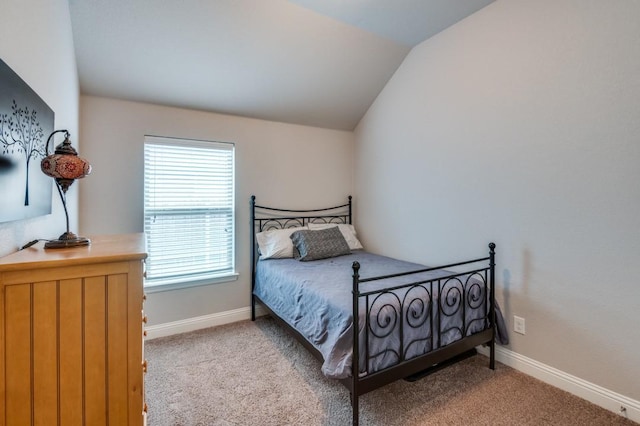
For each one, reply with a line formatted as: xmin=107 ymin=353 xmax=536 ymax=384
xmin=250 ymin=196 xmax=496 ymax=426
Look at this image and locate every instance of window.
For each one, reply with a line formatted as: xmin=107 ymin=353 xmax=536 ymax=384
xmin=143 ymin=136 xmax=236 ymax=291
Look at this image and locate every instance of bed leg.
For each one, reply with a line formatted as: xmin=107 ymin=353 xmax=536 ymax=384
xmin=352 ymin=392 xmax=359 ymax=426
xmin=489 ymin=339 xmax=496 ymax=370
xmin=251 ymin=295 xmax=256 ymax=321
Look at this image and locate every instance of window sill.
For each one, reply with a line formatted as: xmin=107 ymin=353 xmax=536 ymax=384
xmin=144 ymin=272 xmax=239 ymax=293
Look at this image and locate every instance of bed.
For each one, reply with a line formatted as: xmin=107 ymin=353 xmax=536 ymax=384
xmin=250 ymin=196 xmax=499 ymax=425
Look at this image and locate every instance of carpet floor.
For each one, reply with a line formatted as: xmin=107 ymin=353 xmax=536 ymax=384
xmin=144 ymin=317 xmax=635 ymax=425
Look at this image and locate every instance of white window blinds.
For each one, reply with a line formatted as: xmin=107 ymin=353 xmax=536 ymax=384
xmin=143 ymin=136 xmax=235 ymax=288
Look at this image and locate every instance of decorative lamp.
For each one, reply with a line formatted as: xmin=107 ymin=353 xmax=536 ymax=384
xmin=40 ymin=130 xmax=92 ymax=249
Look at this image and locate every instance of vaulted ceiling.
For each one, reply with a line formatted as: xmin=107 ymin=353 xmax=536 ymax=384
xmin=69 ymin=0 xmax=493 ymax=130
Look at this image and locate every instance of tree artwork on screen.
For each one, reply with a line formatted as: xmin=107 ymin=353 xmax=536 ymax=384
xmin=0 ymin=58 xmax=54 ymax=223
xmin=1 ymin=100 xmax=47 ymax=206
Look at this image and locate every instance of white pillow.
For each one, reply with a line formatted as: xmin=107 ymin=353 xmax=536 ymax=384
xmin=307 ymin=223 xmax=363 ymax=250
xmin=256 ymin=226 xmax=308 ymax=259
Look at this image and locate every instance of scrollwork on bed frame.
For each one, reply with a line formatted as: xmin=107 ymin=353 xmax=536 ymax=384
xmin=251 ymin=196 xmax=351 ymax=231
xmin=355 ymin=261 xmax=492 ymax=375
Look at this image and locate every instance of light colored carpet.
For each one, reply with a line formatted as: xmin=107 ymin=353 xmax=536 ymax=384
xmin=145 ymin=318 xmax=635 ymax=425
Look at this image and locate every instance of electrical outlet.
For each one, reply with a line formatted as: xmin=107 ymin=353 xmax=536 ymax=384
xmin=514 ymin=315 xmax=526 ymax=335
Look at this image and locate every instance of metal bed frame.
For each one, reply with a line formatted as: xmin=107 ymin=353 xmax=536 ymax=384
xmin=250 ymin=195 xmax=496 ymax=426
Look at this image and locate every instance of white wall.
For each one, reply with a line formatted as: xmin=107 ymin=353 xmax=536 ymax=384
xmin=0 ymin=0 xmax=80 ymax=257
xmin=79 ymin=95 xmax=354 ymax=325
xmin=355 ymin=0 xmax=640 ymax=401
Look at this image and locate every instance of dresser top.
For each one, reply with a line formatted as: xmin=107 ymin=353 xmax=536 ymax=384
xmin=0 ymin=233 xmax=147 ymax=272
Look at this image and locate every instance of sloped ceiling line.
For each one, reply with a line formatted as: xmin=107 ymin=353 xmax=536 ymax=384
xmin=69 ymin=0 xmax=493 ymax=130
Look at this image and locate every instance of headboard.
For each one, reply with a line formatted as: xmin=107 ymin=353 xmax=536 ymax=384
xmin=250 ymin=195 xmax=352 ymax=298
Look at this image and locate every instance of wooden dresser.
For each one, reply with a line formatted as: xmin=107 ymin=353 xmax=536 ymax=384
xmin=0 ymin=233 xmax=147 ymax=426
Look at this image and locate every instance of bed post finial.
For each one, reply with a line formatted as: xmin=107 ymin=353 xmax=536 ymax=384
xmin=489 ymin=242 xmax=495 ymax=253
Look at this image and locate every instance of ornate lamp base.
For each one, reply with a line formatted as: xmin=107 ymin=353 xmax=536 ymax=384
xmin=44 ymin=232 xmax=91 ymax=249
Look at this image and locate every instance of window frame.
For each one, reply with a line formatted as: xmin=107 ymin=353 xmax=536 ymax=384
xmin=143 ymin=135 xmax=237 ymax=293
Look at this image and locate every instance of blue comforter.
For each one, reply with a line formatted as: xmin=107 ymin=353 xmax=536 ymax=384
xmin=254 ymin=250 xmax=506 ymax=380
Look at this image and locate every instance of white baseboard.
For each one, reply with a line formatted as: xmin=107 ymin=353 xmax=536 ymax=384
xmin=477 ymin=345 xmax=640 ymax=423
xmin=145 ymin=305 xmax=267 ymax=340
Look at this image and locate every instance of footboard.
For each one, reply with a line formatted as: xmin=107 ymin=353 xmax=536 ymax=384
xmin=348 ymin=243 xmax=496 ymax=425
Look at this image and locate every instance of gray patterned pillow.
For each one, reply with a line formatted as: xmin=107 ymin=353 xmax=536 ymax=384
xmin=290 ymin=227 xmax=351 ymax=261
